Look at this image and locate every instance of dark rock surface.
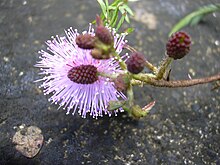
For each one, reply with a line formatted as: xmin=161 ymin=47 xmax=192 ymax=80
xmin=0 ymin=0 xmax=219 ymax=164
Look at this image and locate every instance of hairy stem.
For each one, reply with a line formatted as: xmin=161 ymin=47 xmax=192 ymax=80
xmin=112 ymin=52 xmax=127 ymax=70
xmin=127 ymin=84 xmax=134 ymax=107
xmin=98 ymin=72 xmax=118 ymax=79
xmin=145 ymin=61 xmax=158 ymax=74
xmin=156 ymin=56 xmax=173 ymax=80
xmin=132 ymin=73 xmax=220 ymax=88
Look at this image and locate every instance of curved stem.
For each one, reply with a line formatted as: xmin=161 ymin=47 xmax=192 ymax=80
xmin=133 ymin=73 xmax=220 ymax=88
xmin=123 ymin=43 xmax=137 ymax=52
xmin=145 ymin=61 xmax=158 ymax=74
xmin=98 ymin=72 xmax=118 ymax=79
xmin=127 ymin=84 xmax=134 ymax=107
xmin=156 ymin=56 xmax=173 ymax=80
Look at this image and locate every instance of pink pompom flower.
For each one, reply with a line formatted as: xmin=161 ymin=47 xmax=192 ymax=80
xmin=35 ymin=24 xmax=127 ymax=118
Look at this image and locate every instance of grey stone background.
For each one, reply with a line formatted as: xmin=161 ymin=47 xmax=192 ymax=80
xmin=0 ymin=0 xmax=219 ymax=164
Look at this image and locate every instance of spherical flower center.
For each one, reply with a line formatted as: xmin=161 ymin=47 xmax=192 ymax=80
xmin=67 ymin=65 xmax=98 ymax=84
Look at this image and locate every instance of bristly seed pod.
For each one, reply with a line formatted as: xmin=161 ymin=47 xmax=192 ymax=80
xmin=166 ymin=31 xmax=191 ymax=60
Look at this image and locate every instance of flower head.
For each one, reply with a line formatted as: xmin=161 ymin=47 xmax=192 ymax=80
xmin=126 ymin=52 xmax=146 ymax=74
xmin=166 ymin=31 xmax=191 ymax=60
xmin=35 ymin=24 xmax=127 ymax=118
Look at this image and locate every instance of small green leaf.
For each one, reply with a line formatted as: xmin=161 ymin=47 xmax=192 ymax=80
xmin=105 ymin=0 xmax=109 ymax=19
xmin=169 ymin=16 xmax=191 ymax=36
xmin=116 ymin=2 xmax=124 ymax=8
xmin=123 ymin=4 xmax=134 ymax=16
xmin=111 ymin=0 xmax=121 ymax=7
xmin=105 ymin=0 xmax=109 ymax=6
xmin=125 ymin=14 xmax=130 ymax=23
xmin=116 ymin=14 xmax=126 ymax=31
xmin=107 ymin=100 xmax=126 ymax=111
xmin=190 ymin=14 xmax=204 ymax=26
xmin=109 ymin=8 xmax=119 ymax=27
xmin=97 ymin=0 xmax=107 ymax=18
xmin=124 ymin=27 xmax=134 ymax=34
xmin=91 ymin=19 xmax=96 ymax=24
xmin=169 ymin=4 xmax=220 ymax=36
xmin=119 ymin=6 xmax=125 ymax=16
xmin=108 ymin=6 xmax=116 ymax=10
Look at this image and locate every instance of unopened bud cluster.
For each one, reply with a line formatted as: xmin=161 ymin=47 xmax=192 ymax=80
xmin=75 ymin=16 xmax=114 ymax=60
xmin=166 ymin=31 xmax=191 ymax=60
xmin=95 ymin=26 xmax=114 ymax=45
xmin=126 ymin=52 xmax=146 ymax=74
xmin=75 ymin=34 xmax=95 ymax=49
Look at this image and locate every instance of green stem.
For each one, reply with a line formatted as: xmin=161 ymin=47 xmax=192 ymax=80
xmin=131 ymin=79 xmax=144 ymax=86
xmin=112 ymin=51 xmax=127 ymax=70
xmin=145 ymin=60 xmax=158 ymax=74
xmin=98 ymin=72 xmax=118 ymax=79
xmin=156 ymin=57 xmax=173 ymax=80
xmin=169 ymin=4 xmax=220 ymax=36
xmin=127 ymin=84 xmax=134 ymax=107
xmin=132 ymin=72 xmax=220 ymax=88
xmin=132 ymin=73 xmax=156 ymax=83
